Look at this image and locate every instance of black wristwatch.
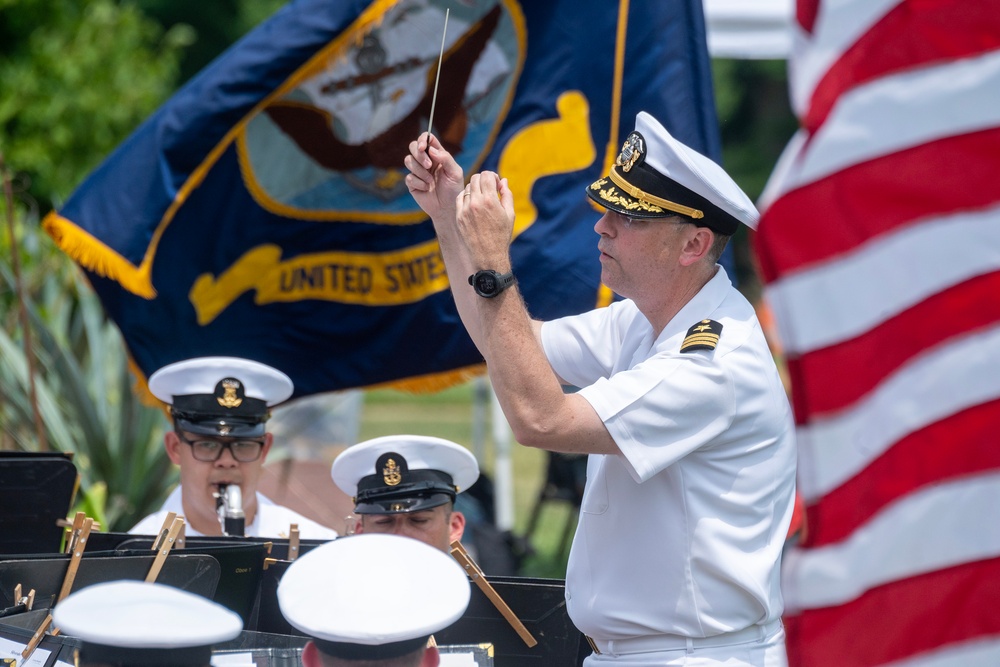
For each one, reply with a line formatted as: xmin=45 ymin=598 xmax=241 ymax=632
xmin=468 ymin=270 xmax=516 ymax=298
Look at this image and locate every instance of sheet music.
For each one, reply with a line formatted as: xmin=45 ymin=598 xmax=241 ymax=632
xmin=439 ymin=652 xmax=480 ymax=666
xmin=0 ymin=636 xmax=51 ymax=666
xmin=210 ymin=652 xmax=256 ymax=666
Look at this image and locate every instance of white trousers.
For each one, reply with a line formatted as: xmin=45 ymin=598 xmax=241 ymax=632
xmin=583 ymin=626 xmax=787 ymax=667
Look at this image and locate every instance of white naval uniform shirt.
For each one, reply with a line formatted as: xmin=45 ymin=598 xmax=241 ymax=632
xmin=130 ymin=486 xmax=338 ymax=540
xmin=541 ymin=267 xmax=796 ymax=641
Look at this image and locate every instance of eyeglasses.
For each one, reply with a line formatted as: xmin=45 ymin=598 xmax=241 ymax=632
xmin=176 ymin=432 xmax=265 ymax=462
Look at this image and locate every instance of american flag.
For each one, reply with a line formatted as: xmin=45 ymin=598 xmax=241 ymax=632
xmin=754 ymin=1 xmax=1000 ymax=666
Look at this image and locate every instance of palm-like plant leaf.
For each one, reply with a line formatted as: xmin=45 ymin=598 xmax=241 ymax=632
xmin=0 ymin=261 xmax=176 ymax=531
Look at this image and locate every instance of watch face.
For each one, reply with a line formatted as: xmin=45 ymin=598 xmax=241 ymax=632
xmin=476 ymin=272 xmax=499 ymax=295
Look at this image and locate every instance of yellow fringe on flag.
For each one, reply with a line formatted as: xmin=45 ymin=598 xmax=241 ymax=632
xmin=127 ymin=355 xmax=170 ymax=417
xmin=42 ymin=212 xmax=156 ymax=299
xmin=373 ymin=364 xmax=487 ymax=395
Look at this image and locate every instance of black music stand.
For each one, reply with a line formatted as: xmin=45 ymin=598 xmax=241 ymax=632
xmin=115 ymin=537 xmax=269 ymax=625
xmin=0 ymin=553 xmax=220 ymax=611
xmin=0 ymin=453 xmax=78 ymax=555
xmin=434 ymin=575 xmax=587 ymax=667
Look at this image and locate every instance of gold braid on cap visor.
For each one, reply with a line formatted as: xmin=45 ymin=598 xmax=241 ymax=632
xmin=609 ymin=169 xmax=704 ymax=219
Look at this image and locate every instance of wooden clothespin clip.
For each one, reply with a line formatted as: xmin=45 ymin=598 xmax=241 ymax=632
xmin=13 ymin=584 xmax=35 ymax=610
xmin=24 ymin=516 xmax=94 ymax=660
xmin=288 ymin=524 xmax=301 ymax=561
xmin=152 ymin=512 xmax=178 ymax=551
xmin=64 ymin=511 xmax=86 ymax=553
xmin=58 ymin=517 xmax=93 ymax=603
xmin=146 ymin=516 xmax=185 ymax=583
xmin=450 ymin=540 xmax=537 ymax=648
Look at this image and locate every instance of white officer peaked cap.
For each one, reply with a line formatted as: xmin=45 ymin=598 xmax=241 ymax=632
xmin=149 ymin=356 xmax=293 ymax=406
xmin=331 ymin=435 xmax=480 ymax=514
xmin=53 ymin=581 xmax=242 ymax=665
xmin=278 ymin=534 xmax=471 ymax=660
xmin=149 ymin=356 xmax=293 ymax=437
xmin=587 ymin=111 xmax=759 ymax=233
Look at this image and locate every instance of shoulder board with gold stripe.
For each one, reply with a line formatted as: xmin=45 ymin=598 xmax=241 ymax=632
xmin=680 ymin=319 xmax=722 ymax=353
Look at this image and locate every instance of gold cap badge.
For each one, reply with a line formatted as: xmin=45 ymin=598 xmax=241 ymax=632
xmin=217 ymin=379 xmax=243 ymax=408
xmin=383 ymin=458 xmax=402 ymax=486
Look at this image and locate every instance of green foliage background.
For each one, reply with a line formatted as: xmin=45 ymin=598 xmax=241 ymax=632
xmin=0 ymin=1 xmax=796 ymax=549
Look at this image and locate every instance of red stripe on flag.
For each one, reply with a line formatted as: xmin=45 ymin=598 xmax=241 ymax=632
xmin=755 ymin=127 xmax=1000 ymax=283
xmin=802 ymin=400 xmax=1000 ymax=547
xmin=796 ymin=0 xmax=820 ymax=34
xmin=802 ymin=0 xmax=1000 ymax=133
xmin=784 ymin=557 xmax=1000 ymax=667
xmin=787 ymin=272 xmax=1000 ymax=420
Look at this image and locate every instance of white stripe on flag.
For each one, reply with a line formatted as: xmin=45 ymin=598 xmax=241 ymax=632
xmin=782 ymin=471 xmax=1000 ymax=611
xmin=788 ymin=0 xmax=902 ymax=115
xmin=785 ymin=48 xmax=1000 ymax=194
xmin=768 ymin=202 xmax=1000 ymax=355
xmin=796 ymin=323 xmax=1000 ymax=502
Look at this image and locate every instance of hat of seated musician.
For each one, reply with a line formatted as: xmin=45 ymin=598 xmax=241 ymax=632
xmin=53 ymin=580 xmax=243 ymax=667
xmin=148 ymin=356 xmax=294 ymax=438
xmin=278 ymin=533 xmax=471 ymax=661
xmin=331 ymin=435 xmax=480 ymax=514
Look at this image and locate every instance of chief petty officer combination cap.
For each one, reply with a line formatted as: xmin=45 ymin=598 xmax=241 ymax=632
xmin=588 ymin=110 xmax=759 ymax=235
xmin=53 ymin=580 xmax=243 ymax=666
xmin=331 ymin=435 xmax=479 ymax=515
xmin=278 ymin=534 xmax=471 ymax=661
xmin=148 ymin=356 xmax=294 ymax=438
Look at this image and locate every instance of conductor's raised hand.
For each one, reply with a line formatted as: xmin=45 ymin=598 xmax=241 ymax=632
xmin=455 ymin=171 xmax=516 ymax=268
xmin=404 ymin=132 xmax=464 ymax=222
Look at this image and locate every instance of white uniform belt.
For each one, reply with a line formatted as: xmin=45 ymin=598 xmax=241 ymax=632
xmin=587 ymin=619 xmax=782 ymax=656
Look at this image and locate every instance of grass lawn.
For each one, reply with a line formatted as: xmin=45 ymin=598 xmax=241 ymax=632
xmin=360 ymin=379 xmax=576 ymax=578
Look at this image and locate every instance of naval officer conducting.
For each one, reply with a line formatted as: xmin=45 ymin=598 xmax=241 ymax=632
xmin=404 ymin=111 xmax=796 ymax=665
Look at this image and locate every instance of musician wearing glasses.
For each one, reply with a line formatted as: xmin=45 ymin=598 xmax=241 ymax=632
xmin=130 ymin=356 xmax=339 ymax=540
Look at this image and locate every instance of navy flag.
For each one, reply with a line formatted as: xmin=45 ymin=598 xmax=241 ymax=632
xmin=44 ymin=0 xmax=719 ymax=399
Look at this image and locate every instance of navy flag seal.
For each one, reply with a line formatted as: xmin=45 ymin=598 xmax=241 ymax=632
xmin=680 ymin=319 xmax=723 ymax=353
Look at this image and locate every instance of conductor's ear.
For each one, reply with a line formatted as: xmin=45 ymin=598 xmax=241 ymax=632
xmin=678 ymin=226 xmax=714 ymax=266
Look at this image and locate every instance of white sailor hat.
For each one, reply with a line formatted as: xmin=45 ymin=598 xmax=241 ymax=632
xmin=53 ymin=580 xmax=243 ymax=666
xmin=587 ymin=111 xmax=759 ymax=234
xmin=148 ymin=356 xmax=293 ymax=438
xmin=277 ymin=534 xmax=471 ymax=660
xmin=331 ymin=435 xmax=479 ymax=514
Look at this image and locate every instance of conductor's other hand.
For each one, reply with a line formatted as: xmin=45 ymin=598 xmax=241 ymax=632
xmin=404 ymin=132 xmax=464 ymax=221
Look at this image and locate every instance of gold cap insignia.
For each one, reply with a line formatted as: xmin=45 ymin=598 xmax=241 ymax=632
xmin=217 ymin=379 xmax=243 ymax=408
xmin=383 ymin=458 xmax=402 ymax=486
xmin=615 ymin=131 xmax=645 ymax=173
xmin=680 ymin=319 xmax=723 ymax=353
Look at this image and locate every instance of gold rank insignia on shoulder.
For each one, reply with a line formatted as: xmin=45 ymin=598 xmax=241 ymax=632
xmin=680 ymin=319 xmax=722 ymax=353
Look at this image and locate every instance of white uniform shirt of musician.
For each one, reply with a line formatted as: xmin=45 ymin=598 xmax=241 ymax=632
xmin=129 ymin=356 xmax=337 ymax=540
